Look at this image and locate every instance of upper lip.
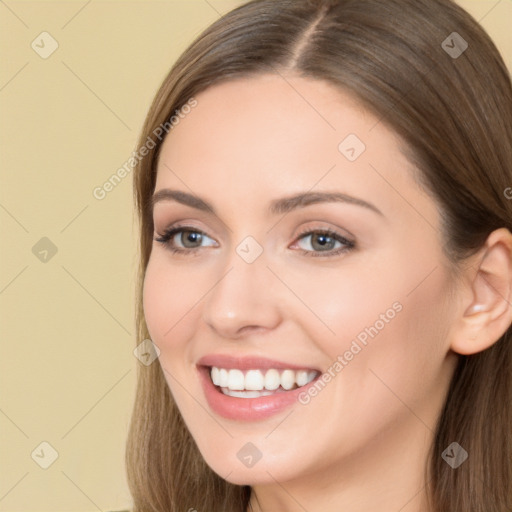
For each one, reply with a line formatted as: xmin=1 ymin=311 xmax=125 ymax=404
xmin=197 ymin=354 xmax=321 ymax=372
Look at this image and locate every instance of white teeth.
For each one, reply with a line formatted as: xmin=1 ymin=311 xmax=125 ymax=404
xmin=219 ymin=368 xmax=229 ymax=387
xmin=209 ymin=366 xmax=318 ymax=393
xmin=211 ymin=367 xmax=220 ymax=386
xmin=281 ymin=369 xmax=295 ymax=390
xmin=296 ymin=370 xmax=309 ymax=387
xmin=264 ymin=369 xmax=281 ymax=390
xmin=223 ymin=389 xmax=276 ymax=398
xmin=245 ymin=369 xmax=265 ymax=391
xmin=227 ymin=369 xmax=245 ymax=390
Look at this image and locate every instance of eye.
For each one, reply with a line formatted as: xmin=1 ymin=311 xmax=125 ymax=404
xmin=154 ymin=225 xmax=355 ymax=258
xmin=291 ymin=228 xmax=355 ymax=258
xmin=154 ymin=225 xmax=217 ymax=255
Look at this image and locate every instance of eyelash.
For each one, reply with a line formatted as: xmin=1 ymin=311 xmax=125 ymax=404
xmin=154 ymin=224 xmax=355 ymax=258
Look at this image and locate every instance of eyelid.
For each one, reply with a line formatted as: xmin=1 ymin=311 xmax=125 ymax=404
xmin=289 ymin=226 xmax=355 ymax=257
xmin=293 ymin=223 xmax=355 ymax=243
xmin=154 ymin=222 xmax=356 ymax=258
xmin=154 ymin=223 xmax=217 ymax=246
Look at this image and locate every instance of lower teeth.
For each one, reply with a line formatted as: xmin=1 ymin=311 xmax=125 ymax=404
xmin=219 ymin=386 xmax=293 ymax=398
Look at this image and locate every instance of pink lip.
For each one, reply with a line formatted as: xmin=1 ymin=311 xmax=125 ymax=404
xmin=197 ymin=354 xmax=320 ymax=372
xmin=196 ymin=354 xmax=321 ymax=421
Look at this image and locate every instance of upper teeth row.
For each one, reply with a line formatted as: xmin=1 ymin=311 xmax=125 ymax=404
xmin=210 ymin=367 xmax=318 ymax=391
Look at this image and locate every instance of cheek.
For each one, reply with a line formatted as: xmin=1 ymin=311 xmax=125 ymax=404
xmin=142 ymin=256 xmax=197 ymax=352
xmin=307 ymin=252 xmax=454 ymax=399
xmin=283 ymin=258 xmax=405 ymax=359
xmin=142 ymin=258 xmax=202 ymax=410
xmin=292 ymin=269 xmax=455 ymax=463
xmin=142 ymin=260 xmax=167 ymax=343
xmin=337 ymin=264 xmax=454 ymax=414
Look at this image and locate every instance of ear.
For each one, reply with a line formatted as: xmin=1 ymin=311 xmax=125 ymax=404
xmin=450 ymin=227 xmax=512 ymax=355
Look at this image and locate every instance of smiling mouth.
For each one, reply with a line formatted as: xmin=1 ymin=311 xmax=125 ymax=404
xmin=208 ymin=366 xmax=321 ymax=398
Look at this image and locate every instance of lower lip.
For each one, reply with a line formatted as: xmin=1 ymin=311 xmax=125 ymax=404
xmin=198 ymin=366 xmax=319 ymax=421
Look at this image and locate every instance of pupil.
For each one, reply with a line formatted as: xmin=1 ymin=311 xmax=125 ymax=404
xmin=314 ymin=234 xmax=332 ymax=250
xmin=184 ymin=231 xmax=201 ymax=247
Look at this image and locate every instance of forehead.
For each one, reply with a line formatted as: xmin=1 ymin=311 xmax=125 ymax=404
xmin=154 ymin=73 xmax=424 ymax=220
xmin=158 ymin=74 xmax=378 ymax=170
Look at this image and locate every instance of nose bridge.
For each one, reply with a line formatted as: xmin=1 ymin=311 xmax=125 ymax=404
xmin=201 ymin=236 xmax=282 ymax=337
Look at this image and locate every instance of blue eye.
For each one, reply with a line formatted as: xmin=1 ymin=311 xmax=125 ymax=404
xmin=154 ymin=226 xmax=355 ymax=258
xmin=292 ymin=228 xmax=355 ymax=257
xmin=154 ymin=226 xmax=216 ymax=254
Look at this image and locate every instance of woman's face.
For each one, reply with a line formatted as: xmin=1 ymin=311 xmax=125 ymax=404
xmin=143 ymin=74 xmax=460 ymax=486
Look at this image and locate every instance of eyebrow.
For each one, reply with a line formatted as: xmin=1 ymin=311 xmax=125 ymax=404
xmin=151 ymin=189 xmax=383 ymax=216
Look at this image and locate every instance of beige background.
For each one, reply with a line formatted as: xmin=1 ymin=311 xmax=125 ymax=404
xmin=0 ymin=1 xmax=510 ymax=511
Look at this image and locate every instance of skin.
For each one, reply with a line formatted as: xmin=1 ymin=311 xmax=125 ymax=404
xmin=143 ymin=73 xmax=512 ymax=512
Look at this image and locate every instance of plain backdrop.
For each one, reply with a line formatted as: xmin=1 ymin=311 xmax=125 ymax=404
xmin=1 ymin=1 xmax=511 ymax=510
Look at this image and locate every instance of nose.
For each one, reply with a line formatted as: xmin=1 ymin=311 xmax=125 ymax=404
xmin=201 ymin=248 xmax=284 ymax=339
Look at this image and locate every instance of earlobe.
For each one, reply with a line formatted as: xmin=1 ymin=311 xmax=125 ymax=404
xmin=451 ymin=228 xmax=512 ymax=355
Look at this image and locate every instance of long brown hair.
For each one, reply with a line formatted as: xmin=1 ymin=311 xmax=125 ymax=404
xmin=126 ymin=0 xmax=512 ymax=510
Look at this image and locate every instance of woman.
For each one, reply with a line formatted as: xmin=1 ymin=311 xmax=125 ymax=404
xmin=126 ymin=0 xmax=512 ymax=510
